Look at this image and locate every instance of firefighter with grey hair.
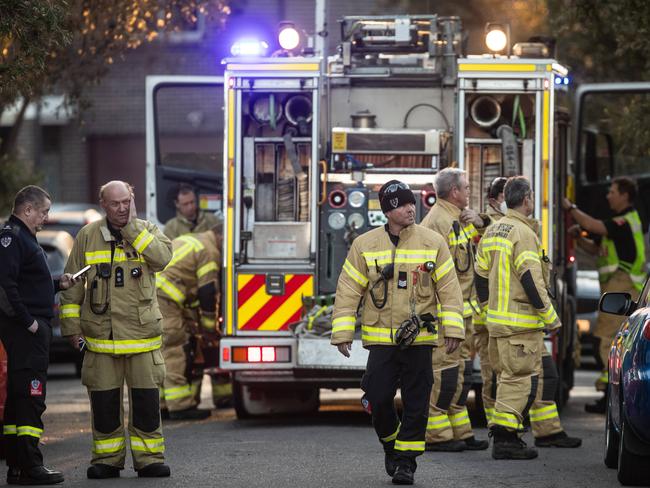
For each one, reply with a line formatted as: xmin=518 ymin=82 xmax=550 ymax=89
xmin=420 ymin=167 xmax=490 ymax=452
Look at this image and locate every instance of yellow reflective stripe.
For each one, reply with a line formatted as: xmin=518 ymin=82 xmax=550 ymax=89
xmin=332 ymin=316 xmax=356 ymax=334
xmin=17 ymin=426 xmax=43 ymax=438
xmin=178 ymin=234 xmax=204 ymax=251
xmin=476 ymin=250 xmax=489 ymax=271
xmin=413 ymin=330 xmax=437 ymax=342
xmin=130 ymin=436 xmax=165 ymax=453
xmin=540 ymin=307 xmax=558 ymax=324
xmin=395 ymin=440 xmax=425 ymax=452
xmin=164 ymin=385 xmax=194 ymax=401
xmin=427 ymin=415 xmax=451 ymax=430
xmin=597 ymin=371 xmax=609 ymax=384
xmin=361 ymin=326 xmax=394 ymax=343
xmin=93 ymin=437 xmax=126 ymax=454
xmin=449 ymin=410 xmax=470 ymax=427
xmin=85 ymin=251 xmax=112 ymax=264
xmin=381 ymin=423 xmax=401 ymax=443
xmin=167 ymin=242 xmax=195 ymax=268
xmin=60 ymin=304 xmax=81 ymax=318
xmin=439 ymin=311 xmax=464 ymax=329
xmin=3 ymin=424 xmax=16 ymax=435
xmin=156 ymin=275 xmax=186 ymax=305
xmin=200 ymin=315 xmax=215 ymax=329
xmin=434 ymin=257 xmax=454 ymax=281
xmin=197 ymin=261 xmax=218 ymax=278
xmin=394 ymin=249 xmax=438 ymax=263
xmin=132 ymin=229 xmax=155 ymax=254
xmin=362 ymin=252 xmax=393 ymax=266
xmin=113 ymin=249 xmax=145 ymax=263
xmin=484 ymin=407 xmax=495 ymax=423
xmin=487 ymin=310 xmax=543 ymax=329
xmin=480 ymin=236 xmax=513 ymax=251
xmin=514 ymin=250 xmax=540 ymax=270
xmin=85 ymin=335 xmax=162 ymax=354
xmin=342 ymin=259 xmax=368 ymax=287
xmin=492 ymin=411 xmax=522 ymax=430
xmin=529 ymin=404 xmax=558 ymax=422
xmin=497 ymin=251 xmax=509 ymax=312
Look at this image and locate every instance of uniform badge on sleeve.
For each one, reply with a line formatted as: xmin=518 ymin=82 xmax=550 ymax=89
xmin=1 ymin=236 xmax=12 ymax=248
xmin=30 ymin=379 xmax=43 ymax=396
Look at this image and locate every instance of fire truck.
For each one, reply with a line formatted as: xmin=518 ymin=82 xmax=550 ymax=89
xmin=146 ymin=15 xmax=578 ymax=418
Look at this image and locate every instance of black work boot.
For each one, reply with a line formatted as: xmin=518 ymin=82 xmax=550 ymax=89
xmin=7 ymin=467 xmax=20 ymax=485
xmin=392 ymin=465 xmax=415 ymax=485
xmin=384 ymin=449 xmax=398 ymax=477
xmin=137 ymin=463 xmax=171 ymax=478
xmin=584 ymin=394 xmax=606 ymax=414
xmin=490 ymin=427 xmax=538 ymax=460
xmin=168 ymin=407 xmax=211 ymax=420
xmin=17 ymin=465 xmax=64 ymax=485
xmin=463 ymin=436 xmax=489 ymax=451
xmin=425 ymin=439 xmax=466 ymax=452
xmin=87 ymin=463 xmax=121 ymax=479
xmin=535 ymin=431 xmax=582 ymax=448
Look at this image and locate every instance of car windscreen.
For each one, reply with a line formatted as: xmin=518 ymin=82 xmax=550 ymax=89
xmin=41 ymin=245 xmax=66 ymax=276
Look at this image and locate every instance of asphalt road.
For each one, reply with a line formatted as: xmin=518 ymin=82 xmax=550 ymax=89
xmin=34 ymin=365 xmax=617 ymax=488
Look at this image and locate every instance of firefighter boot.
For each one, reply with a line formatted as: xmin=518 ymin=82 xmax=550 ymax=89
xmin=584 ymin=393 xmax=606 ymax=414
xmin=463 ymin=435 xmax=489 ymax=450
xmin=137 ymin=463 xmax=171 ymax=478
xmin=168 ymin=407 xmax=211 ymax=420
xmin=17 ymin=466 xmax=64 ymax=485
xmin=392 ymin=460 xmax=415 ymax=485
xmin=490 ymin=426 xmax=538 ymax=460
xmin=534 ymin=431 xmax=582 ymax=448
xmin=87 ymin=464 xmax=121 ymax=479
xmin=384 ymin=447 xmax=398 ymax=477
xmin=7 ymin=467 xmax=20 ymax=485
xmin=425 ymin=439 xmax=465 ymax=452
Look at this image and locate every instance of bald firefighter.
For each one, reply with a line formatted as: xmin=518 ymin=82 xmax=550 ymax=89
xmin=420 ymin=168 xmax=489 ymax=452
xmin=476 ymin=177 xmax=581 ymax=449
xmin=60 ymin=181 xmax=173 ymax=478
xmin=156 ymin=226 xmax=221 ymax=420
xmin=475 ymin=176 xmax=563 ymax=459
xmin=331 ymin=180 xmax=463 ymax=485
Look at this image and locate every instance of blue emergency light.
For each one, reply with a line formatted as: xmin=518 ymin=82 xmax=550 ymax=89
xmin=231 ymin=39 xmax=269 ymax=57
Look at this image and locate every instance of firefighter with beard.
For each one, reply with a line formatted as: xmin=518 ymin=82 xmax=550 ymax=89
xmin=331 ymin=180 xmax=463 ymax=485
xmin=420 ymin=168 xmax=489 ymax=452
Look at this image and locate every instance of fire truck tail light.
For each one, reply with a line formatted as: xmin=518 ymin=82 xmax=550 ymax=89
xmin=232 ymin=346 xmax=291 ymax=363
xmin=222 ymin=346 xmax=231 ymax=362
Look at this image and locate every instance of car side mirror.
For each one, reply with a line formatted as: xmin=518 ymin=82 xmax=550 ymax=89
xmin=599 ymin=292 xmax=635 ymax=316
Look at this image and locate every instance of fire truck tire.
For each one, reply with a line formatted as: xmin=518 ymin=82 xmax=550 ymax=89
xmin=232 ymin=380 xmax=320 ymax=419
xmin=233 ymin=380 xmax=252 ymax=419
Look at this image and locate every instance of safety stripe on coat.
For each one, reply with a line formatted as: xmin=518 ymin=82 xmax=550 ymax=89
xmin=85 ymin=335 xmax=162 ymax=354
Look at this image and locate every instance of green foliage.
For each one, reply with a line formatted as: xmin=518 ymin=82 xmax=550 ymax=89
xmin=0 ymin=156 xmax=43 ymax=216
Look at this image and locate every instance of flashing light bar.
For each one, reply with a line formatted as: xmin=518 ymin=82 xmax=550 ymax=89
xmin=554 ymin=76 xmax=570 ymax=86
xmin=230 ymin=345 xmax=291 ymax=363
xmin=278 ymin=26 xmax=300 ymax=51
xmin=231 ymin=39 xmax=269 ymax=57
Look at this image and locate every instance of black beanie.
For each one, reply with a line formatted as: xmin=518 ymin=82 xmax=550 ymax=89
xmin=379 ymin=180 xmax=416 ymax=214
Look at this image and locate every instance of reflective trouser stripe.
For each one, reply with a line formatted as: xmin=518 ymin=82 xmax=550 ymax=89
xmin=130 ymin=436 xmax=165 ymax=453
xmin=427 ymin=414 xmax=451 ymax=430
xmin=449 ymin=411 xmax=470 ymax=427
xmin=492 ymin=411 xmax=523 ymax=430
xmin=394 ymin=440 xmax=425 ymax=452
xmin=93 ymin=437 xmax=126 ymax=454
xmin=381 ymin=424 xmax=400 ymax=443
xmin=597 ymin=371 xmax=608 ymax=384
xmin=164 ymin=384 xmax=194 ymax=401
xmin=3 ymin=424 xmax=16 ymax=435
xmin=484 ymin=407 xmax=495 ymax=423
xmin=17 ymin=426 xmax=43 ymax=438
xmin=529 ymin=404 xmax=559 ymax=423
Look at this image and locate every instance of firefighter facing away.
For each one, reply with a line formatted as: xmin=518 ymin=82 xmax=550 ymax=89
xmin=0 ymin=186 xmax=83 ymax=485
xmin=474 ymin=176 xmax=560 ymax=460
xmin=157 ymin=225 xmax=222 ymax=420
xmin=563 ymin=176 xmax=646 ymax=414
xmin=420 ymin=168 xmax=489 ymax=452
xmin=476 ymin=177 xmax=581 ymax=449
xmin=60 ymin=181 xmax=173 ymax=479
xmin=331 ymin=180 xmax=463 ymax=485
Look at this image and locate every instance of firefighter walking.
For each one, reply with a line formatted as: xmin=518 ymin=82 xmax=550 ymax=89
xmin=563 ymin=176 xmax=646 ymax=413
xmin=420 ymin=168 xmax=489 ymax=452
xmin=60 ymin=181 xmax=173 ymax=479
xmin=156 ymin=226 xmax=222 ymax=420
xmin=474 ymin=176 xmax=560 ymax=460
xmin=331 ymin=180 xmax=463 ymax=485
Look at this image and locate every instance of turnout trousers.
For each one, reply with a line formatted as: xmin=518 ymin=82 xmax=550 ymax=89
xmin=488 ymin=330 xmax=543 ymax=432
xmin=477 ymin=324 xmax=562 ymax=436
xmin=426 ymin=317 xmax=474 ymax=443
xmin=0 ymin=317 xmax=51 ymax=469
xmin=81 ymin=349 xmax=166 ymax=470
xmin=159 ymin=297 xmax=201 ymax=412
xmin=362 ymin=345 xmax=433 ymax=468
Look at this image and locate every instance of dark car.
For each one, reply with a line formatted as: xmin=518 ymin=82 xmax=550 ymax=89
xmin=576 ymin=270 xmax=602 ymax=368
xmin=600 ymin=277 xmax=650 ymax=485
xmin=43 ymin=203 xmax=103 ymax=237
xmin=37 ymin=230 xmax=83 ymax=375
